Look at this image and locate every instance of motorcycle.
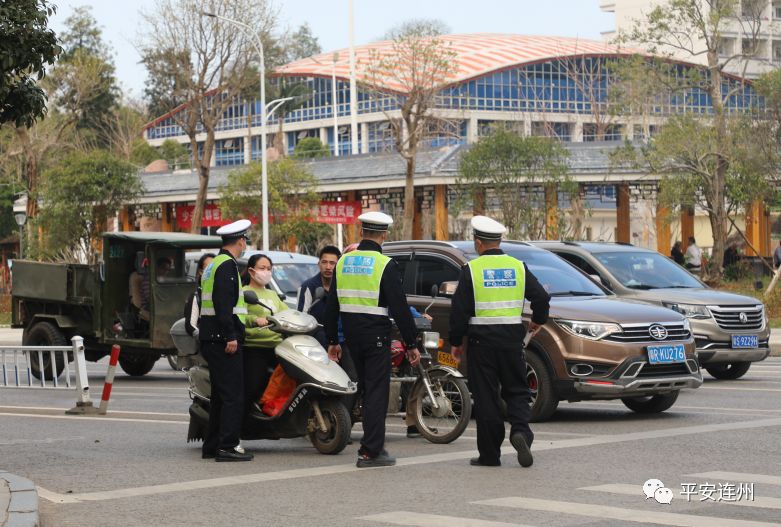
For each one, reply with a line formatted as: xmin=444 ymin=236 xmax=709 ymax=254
xmin=170 ymin=289 xmax=357 ymax=455
xmin=352 ymin=286 xmax=472 ymax=444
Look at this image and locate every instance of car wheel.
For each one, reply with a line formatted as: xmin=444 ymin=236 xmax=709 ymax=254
xmin=23 ymin=321 xmax=67 ymax=381
xmin=118 ymin=354 xmax=158 ymax=377
xmin=705 ymin=362 xmax=751 ymax=380
xmin=621 ymin=391 xmax=679 ymax=413
xmin=526 ymin=351 xmax=559 ymax=422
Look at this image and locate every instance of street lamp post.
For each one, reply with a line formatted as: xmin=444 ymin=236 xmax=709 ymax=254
xmin=202 ymin=11 xmax=270 ymax=251
xmin=14 ymin=212 xmax=26 ymax=260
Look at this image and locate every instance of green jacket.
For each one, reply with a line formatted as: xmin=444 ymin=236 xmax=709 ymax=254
xmin=243 ymin=285 xmax=288 ymax=348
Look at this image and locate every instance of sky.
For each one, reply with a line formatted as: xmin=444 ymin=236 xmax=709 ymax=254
xmin=48 ymin=0 xmax=615 ymax=99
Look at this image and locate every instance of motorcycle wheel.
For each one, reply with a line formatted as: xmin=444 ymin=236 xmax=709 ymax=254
xmin=309 ymin=399 xmax=351 ymax=455
xmin=167 ymin=354 xmax=179 ymax=370
xmin=411 ymin=369 xmax=472 ymax=444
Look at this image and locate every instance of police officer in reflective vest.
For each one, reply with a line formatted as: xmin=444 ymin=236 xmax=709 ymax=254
xmin=325 ymin=211 xmax=420 ymax=468
xmin=450 ymin=216 xmax=550 ymax=467
xmin=199 ymin=219 xmax=253 ymax=462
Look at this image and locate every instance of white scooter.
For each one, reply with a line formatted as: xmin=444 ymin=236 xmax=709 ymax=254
xmin=170 ymin=289 xmax=357 ymax=455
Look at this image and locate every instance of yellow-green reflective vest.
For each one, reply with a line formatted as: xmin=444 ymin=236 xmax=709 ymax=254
xmin=200 ymin=254 xmax=247 ymax=319
xmin=468 ymin=254 xmax=526 ymax=325
xmin=335 ymin=250 xmax=391 ymax=316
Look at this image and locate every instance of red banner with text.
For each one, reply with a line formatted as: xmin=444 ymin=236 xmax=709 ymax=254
xmin=175 ymin=201 xmax=361 ymax=230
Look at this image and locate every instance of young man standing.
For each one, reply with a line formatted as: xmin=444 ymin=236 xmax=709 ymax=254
xmin=298 ymin=245 xmax=341 ymax=347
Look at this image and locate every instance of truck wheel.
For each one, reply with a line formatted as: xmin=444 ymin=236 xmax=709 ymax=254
xmin=526 ymin=350 xmax=559 ymax=423
xmin=24 ymin=322 xmax=67 ymax=381
xmin=705 ymin=362 xmax=751 ymax=380
xmin=621 ymin=391 xmax=679 ymax=413
xmin=119 ymin=354 xmax=158 ymax=377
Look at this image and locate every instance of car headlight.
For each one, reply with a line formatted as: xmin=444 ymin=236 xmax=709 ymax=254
xmin=682 ymin=318 xmax=691 ymax=333
xmin=555 ymin=319 xmax=622 ymax=340
xmin=294 ymin=345 xmax=330 ymax=364
xmin=663 ymin=302 xmax=711 ymax=319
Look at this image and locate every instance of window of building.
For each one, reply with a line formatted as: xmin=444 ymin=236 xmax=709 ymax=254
xmin=774 ymin=42 xmax=781 ymax=62
xmin=583 ymin=123 xmax=622 ymax=142
xmin=742 ymin=38 xmax=758 ymax=56
xmin=718 ymin=38 xmax=735 ymax=57
xmin=215 ymin=138 xmax=243 ymax=166
xmin=741 ymin=0 xmax=764 ymax=18
xmin=775 ymin=1 xmax=781 ymax=19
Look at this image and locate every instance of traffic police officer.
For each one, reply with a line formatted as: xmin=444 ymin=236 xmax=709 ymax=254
xmin=199 ymin=219 xmax=253 ymax=462
xmin=325 ymin=211 xmax=420 ymax=468
xmin=450 ymin=216 xmax=550 ymax=467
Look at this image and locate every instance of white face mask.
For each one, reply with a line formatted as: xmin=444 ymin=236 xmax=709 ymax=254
xmin=254 ymin=269 xmax=272 ymax=286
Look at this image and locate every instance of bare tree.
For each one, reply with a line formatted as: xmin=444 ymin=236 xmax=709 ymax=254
xmin=139 ymin=0 xmax=277 ymax=233
xmin=362 ymin=24 xmax=456 ymax=239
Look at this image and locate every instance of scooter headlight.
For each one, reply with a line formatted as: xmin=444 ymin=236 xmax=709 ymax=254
xmin=294 ymin=345 xmax=330 ymax=365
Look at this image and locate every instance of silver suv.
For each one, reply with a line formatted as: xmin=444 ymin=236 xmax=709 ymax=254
xmin=530 ymin=242 xmax=770 ymax=380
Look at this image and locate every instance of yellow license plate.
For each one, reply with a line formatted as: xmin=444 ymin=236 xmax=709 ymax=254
xmin=437 ymin=351 xmax=459 ymax=368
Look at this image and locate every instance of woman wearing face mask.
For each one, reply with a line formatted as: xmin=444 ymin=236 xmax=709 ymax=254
xmin=242 ymin=253 xmax=288 ymax=413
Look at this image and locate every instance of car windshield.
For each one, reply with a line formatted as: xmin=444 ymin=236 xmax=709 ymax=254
xmin=272 ymin=263 xmax=319 ymax=296
xmin=464 ymin=246 xmax=605 ymax=297
xmin=594 ymin=251 xmax=703 ymax=289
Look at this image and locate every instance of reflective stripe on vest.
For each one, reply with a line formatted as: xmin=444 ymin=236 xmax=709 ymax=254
xmin=468 ymin=254 xmax=526 ymax=326
xmin=200 ymin=254 xmax=246 ymax=321
xmin=335 ymin=250 xmax=391 ymax=317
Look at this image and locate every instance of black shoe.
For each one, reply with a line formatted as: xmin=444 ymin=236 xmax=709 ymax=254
xmin=215 ymin=447 xmax=254 ymax=462
xmin=356 ymin=451 xmax=396 ymax=468
xmin=406 ymin=425 xmax=422 ymax=438
xmin=470 ymin=457 xmax=500 ymax=467
xmin=202 ymin=450 xmax=216 ymax=459
xmin=510 ymin=433 xmax=533 ymax=467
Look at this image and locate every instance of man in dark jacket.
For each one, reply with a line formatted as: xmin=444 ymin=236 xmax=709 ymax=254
xmin=450 ymin=216 xmax=550 ymax=468
xmin=199 ymin=220 xmax=253 ymax=462
xmin=298 ymin=245 xmax=341 ymax=347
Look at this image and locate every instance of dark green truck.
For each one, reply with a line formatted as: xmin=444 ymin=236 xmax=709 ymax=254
xmin=12 ymin=232 xmax=222 ymax=378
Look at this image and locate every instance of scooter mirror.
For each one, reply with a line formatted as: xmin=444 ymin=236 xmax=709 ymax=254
xmin=243 ymin=289 xmax=260 ymax=305
xmin=314 ymin=286 xmax=326 ymax=300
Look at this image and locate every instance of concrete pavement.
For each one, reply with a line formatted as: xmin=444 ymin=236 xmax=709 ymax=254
xmin=0 ymin=471 xmax=39 ymax=527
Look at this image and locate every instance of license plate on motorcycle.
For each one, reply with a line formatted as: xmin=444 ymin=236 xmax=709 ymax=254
xmin=437 ymin=351 xmax=459 ymax=368
xmin=731 ymin=335 xmax=758 ymax=349
xmin=646 ymin=344 xmax=686 ymax=365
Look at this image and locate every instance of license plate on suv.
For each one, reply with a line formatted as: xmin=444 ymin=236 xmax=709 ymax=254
xmin=731 ymin=335 xmax=758 ymax=349
xmin=647 ymin=344 xmax=686 ymax=365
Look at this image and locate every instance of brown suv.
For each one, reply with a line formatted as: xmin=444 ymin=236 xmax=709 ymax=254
xmin=382 ymin=240 xmax=702 ymax=422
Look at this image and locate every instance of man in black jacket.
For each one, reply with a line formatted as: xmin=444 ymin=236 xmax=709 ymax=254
xmin=325 ymin=212 xmax=420 ymax=467
xmin=450 ymin=216 xmax=550 ymax=468
xmin=199 ymin=219 xmax=253 ymax=462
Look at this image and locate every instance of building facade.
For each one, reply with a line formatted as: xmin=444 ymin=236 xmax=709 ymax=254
xmin=601 ymin=0 xmax=781 ymax=79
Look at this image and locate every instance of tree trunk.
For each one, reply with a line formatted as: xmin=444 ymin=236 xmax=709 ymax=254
xmin=191 ymin=162 xmax=210 ymax=234
xmin=276 ymin=113 xmax=285 ymax=156
xmin=403 ymin=154 xmax=416 ymax=239
xmin=706 ymin=51 xmax=727 ymax=280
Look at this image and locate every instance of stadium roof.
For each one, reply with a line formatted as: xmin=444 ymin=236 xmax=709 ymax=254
xmin=274 ymin=33 xmax=641 ymax=92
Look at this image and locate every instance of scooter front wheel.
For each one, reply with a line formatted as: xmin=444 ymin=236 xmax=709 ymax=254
xmin=308 ymin=399 xmax=351 ymax=455
xmin=411 ymin=370 xmax=472 ymax=444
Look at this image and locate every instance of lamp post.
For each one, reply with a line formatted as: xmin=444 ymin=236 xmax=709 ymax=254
xmin=14 ymin=212 xmax=26 ymax=260
xmin=202 ymin=11 xmax=270 ymax=251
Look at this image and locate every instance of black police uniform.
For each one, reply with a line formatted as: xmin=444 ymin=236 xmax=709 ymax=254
xmin=324 ymin=239 xmax=417 ymax=459
xmin=449 ymin=248 xmax=550 ymax=465
xmin=199 ymin=248 xmax=246 ymax=455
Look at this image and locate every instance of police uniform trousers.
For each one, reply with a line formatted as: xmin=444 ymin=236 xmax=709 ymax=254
xmin=467 ymin=338 xmax=534 ymax=465
xmin=338 ymin=343 xmax=359 ymax=417
xmin=201 ymin=342 xmax=244 ymax=453
xmin=347 ymin=334 xmax=391 ymax=457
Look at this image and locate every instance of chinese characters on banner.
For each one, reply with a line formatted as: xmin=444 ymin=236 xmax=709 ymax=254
xmin=314 ymin=201 xmax=361 ymax=225
xmin=175 ymin=201 xmax=361 ymax=230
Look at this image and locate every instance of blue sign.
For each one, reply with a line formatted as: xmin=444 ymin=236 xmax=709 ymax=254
xmin=342 ymin=255 xmax=375 ymax=275
xmin=483 ymin=268 xmax=517 ymax=288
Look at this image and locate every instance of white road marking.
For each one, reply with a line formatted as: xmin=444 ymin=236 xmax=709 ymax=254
xmin=699 ymin=386 xmax=781 ymax=393
xmin=474 ymin=497 xmax=779 ymax=527
xmin=573 ymin=401 xmax=781 ymax=415
xmin=35 ymin=416 xmax=781 ymax=504
xmin=0 ymin=412 xmax=187 ymax=425
xmin=0 ymin=406 xmax=188 ymax=417
xmin=0 ymin=436 xmax=85 ymax=446
xmin=360 ymin=511 xmax=534 ymax=527
xmin=582 ymin=483 xmax=781 ymax=510
xmin=688 ymin=472 xmax=781 ymax=487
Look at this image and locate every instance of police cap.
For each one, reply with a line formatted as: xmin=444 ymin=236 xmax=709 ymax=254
xmin=216 ymin=219 xmax=252 ymax=241
xmin=471 ymin=215 xmax=506 ymax=241
xmin=358 ymin=211 xmax=394 ymax=232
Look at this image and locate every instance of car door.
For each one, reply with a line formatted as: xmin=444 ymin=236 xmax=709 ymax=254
xmin=407 ymin=253 xmax=461 ymax=351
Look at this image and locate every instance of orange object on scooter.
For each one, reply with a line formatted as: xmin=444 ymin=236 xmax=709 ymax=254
xmin=260 ymin=365 xmax=297 ymax=416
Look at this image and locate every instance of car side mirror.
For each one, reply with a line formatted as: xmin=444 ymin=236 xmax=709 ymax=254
xmin=439 ymin=281 xmax=458 ymax=297
xmin=314 ymin=286 xmax=325 ymax=300
xmin=243 ymin=289 xmax=259 ymax=305
xmin=430 ymin=284 xmax=438 ymax=298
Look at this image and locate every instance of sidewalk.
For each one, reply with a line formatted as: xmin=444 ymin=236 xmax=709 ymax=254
xmin=0 ymin=472 xmax=39 ymax=527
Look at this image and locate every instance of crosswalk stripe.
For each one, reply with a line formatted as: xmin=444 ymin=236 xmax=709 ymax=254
xmin=688 ymin=472 xmax=781 ymax=487
xmin=581 ymin=483 xmax=781 ymax=510
xmin=360 ymin=511 xmax=534 ymax=527
xmin=474 ymin=497 xmax=778 ymax=527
